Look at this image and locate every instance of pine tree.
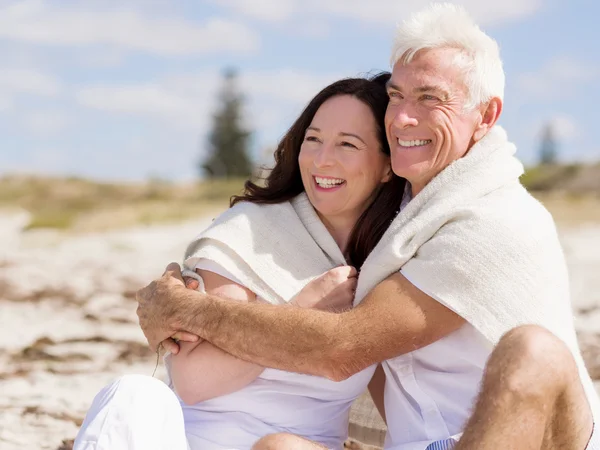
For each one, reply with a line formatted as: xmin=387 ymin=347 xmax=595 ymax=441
xmin=201 ymin=68 xmax=253 ymax=178
xmin=539 ymin=123 xmax=558 ymax=165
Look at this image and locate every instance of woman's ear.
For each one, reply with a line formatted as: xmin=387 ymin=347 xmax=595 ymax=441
xmin=381 ymin=162 xmax=393 ymax=183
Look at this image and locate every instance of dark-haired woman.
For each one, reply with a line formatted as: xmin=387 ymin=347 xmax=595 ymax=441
xmin=74 ymin=73 xmax=405 ymax=450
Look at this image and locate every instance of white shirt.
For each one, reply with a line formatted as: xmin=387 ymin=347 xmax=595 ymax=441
xmin=168 ymin=260 xmax=375 ymax=450
xmin=382 ymin=183 xmax=493 ymax=450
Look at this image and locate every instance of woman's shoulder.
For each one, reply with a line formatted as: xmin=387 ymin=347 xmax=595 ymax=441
xmin=218 ymin=199 xmax=296 ymax=222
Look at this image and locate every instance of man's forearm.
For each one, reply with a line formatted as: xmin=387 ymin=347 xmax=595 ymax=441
xmin=162 ymin=271 xmax=465 ymax=381
xmin=171 ymin=287 xmax=360 ymax=380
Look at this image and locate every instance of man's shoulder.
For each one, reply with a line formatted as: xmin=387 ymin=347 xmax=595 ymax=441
xmin=453 ymin=183 xmax=558 ymax=241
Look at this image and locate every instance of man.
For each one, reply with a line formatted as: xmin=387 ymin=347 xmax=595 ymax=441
xmin=137 ymin=4 xmax=599 ymax=449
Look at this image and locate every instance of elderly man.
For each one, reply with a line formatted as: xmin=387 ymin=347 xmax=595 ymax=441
xmin=136 ymin=4 xmax=599 ymax=450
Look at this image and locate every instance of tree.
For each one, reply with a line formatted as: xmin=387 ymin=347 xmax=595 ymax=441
xmin=539 ymin=122 xmax=558 ymax=165
xmin=201 ymin=68 xmax=253 ymax=178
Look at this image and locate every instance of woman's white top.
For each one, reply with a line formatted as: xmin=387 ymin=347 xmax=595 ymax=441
xmin=167 ymin=259 xmax=376 ymax=450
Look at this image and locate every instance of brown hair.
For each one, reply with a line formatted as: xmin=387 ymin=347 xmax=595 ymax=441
xmin=232 ymin=72 xmax=406 ymax=269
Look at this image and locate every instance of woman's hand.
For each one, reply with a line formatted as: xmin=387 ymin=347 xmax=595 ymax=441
xmin=291 ymin=266 xmax=357 ymax=313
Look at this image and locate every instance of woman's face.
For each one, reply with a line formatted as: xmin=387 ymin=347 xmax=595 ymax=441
xmin=299 ymin=95 xmax=391 ymax=225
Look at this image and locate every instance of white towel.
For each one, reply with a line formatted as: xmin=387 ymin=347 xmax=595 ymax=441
xmin=356 ymin=125 xmax=599 ymax=418
xmin=183 ymin=193 xmax=346 ymax=304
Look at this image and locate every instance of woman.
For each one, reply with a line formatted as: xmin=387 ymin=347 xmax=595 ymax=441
xmin=74 ymin=73 xmax=405 ymax=450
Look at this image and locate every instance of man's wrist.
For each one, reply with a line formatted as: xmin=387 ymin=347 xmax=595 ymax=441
xmin=169 ymin=284 xmax=207 ymax=333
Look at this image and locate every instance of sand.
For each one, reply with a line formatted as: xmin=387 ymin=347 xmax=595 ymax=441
xmin=0 ymin=209 xmax=599 ymax=450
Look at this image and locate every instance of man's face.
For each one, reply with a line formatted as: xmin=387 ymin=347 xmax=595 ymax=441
xmin=385 ymin=47 xmax=484 ymax=194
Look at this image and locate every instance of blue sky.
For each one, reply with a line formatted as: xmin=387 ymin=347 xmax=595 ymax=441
xmin=0 ymin=0 xmax=597 ymax=181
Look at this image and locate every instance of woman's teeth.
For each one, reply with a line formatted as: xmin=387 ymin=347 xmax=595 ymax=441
xmin=315 ymin=177 xmax=345 ymax=188
xmin=398 ymin=139 xmax=432 ymax=147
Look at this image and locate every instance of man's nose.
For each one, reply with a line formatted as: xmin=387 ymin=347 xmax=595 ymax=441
xmin=392 ymin=105 xmax=419 ymax=129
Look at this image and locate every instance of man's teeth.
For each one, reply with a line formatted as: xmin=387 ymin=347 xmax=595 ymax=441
xmin=315 ymin=177 xmax=345 ymax=188
xmin=398 ymin=139 xmax=432 ymax=147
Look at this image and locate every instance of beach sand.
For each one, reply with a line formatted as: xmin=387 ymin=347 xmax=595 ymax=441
xmin=0 ymin=209 xmax=598 ymax=450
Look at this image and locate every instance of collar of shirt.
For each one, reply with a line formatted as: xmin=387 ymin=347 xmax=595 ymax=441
xmin=400 ymin=181 xmax=412 ymax=211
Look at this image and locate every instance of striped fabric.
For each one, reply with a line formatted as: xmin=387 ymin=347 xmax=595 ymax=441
xmin=426 ymin=437 xmax=458 ymax=450
xmin=424 ymin=422 xmax=600 ymax=450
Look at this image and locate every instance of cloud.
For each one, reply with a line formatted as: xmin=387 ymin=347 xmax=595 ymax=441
xmin=0 ymin=1 xmax=260 ymax=56
xmin=216 ymin=0 xmax=541 ymax=28
xmin=242 ymin=69 xmax=343 ymax=104
xmin=74 ymin=69 xmax=343 ymax=133
xmin=0 ymin=68 xmax=61 ymax=110
xmin=517 ymin=57 xmax=598 ymax=99
xmin=76 ymin=83 xmax=209 ymax=130
xmin=550 ymin=115 xmax=580 ymax=140
xmin=21 ymin=110 xmax=72 ymax=135
xmin=526 ymin=114 xmax=581 ymax=141
xmin=214 ymin=0 xmax=297 ymax=22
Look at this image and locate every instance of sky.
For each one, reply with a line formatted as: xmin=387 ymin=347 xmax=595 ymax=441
xmin=0 ymin=0 xmax=598 ymax=181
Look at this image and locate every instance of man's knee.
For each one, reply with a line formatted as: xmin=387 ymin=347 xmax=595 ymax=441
xmin=252 ymin=434 xmax=295 ymax=450
xmin=486 ymin=325 xmax=577 ymax=399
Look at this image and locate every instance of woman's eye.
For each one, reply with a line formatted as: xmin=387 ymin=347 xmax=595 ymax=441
xmin=340 ymin=141 xmax=357 ymax=149
xmin=305 ymin=136 xmax=319 ymax=142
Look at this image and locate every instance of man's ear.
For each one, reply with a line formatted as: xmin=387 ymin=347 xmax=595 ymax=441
xmin=473 ymin=97 xmax=502 ymax=142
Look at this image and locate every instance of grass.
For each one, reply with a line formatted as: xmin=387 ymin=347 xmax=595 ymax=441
xmin=520 ymin=163 xmax=583 ymax=191
xmin=1 ymin=164 xmax=599 ymax=232
xmin=0 ymin=174 xmax=248 ymax=232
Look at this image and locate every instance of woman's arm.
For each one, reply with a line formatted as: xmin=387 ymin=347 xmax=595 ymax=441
xmin=169 ymin=269 xmax=264 ymax=405
xmin=170 ymin=265 xmax=358 ymax=405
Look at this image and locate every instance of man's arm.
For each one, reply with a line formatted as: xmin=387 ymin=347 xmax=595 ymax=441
xmin=140 ymin=267 xmax=464 ymax=381
xmin=169 ymin=270 xmax=264 ymax=405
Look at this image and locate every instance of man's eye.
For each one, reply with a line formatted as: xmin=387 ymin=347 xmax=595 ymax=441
xmin=388 ymin=91 xmax=403 ymax=99
xmin=422 ymin=94 xmax=439 ymax=101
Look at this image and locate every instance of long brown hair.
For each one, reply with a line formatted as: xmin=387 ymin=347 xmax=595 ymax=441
xmin=232 ymin=73 xmax=406 ymax=268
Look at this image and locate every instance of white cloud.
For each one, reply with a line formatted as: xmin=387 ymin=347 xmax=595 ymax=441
xmin=76 ymin=83 xmax=209 ymax=130
xmin=216 ymin=0 xmax=541 ymax=28
xmin=551 ymin=115 xmax=580 ymax=140
xmin=21 ymin=110 xmax=72 ymax=135
xmin=74 ymin=69 xmax=344 ymax=133
xmin=0 ymin=68 xmax=61 ymax=111
xmin=524 ymin=114 xmax=582 ymax=151
xmin=214 ymin=0 xmax=297 ymax=22
xmin=242 ymin=70 xmax=343 ymax=104
xmin=0 ymin=69 xmax=60 ymax=96
xmin=78 ymin=48 xmax=127 ymax=69
xmin=0 ymin=1 xmax=260 ymax=56
xmin=517 ymin=57 xmax=598 ymax=99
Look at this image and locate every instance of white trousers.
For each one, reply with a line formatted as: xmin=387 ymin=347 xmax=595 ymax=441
xmin=74 ymin=374 xmax=190 ymax=450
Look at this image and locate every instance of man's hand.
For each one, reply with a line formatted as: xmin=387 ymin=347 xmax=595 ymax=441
xmin=136 ymin=262 xmax=200 ymax=352
xmin=291 ymin=266 xmax=357 ymax=313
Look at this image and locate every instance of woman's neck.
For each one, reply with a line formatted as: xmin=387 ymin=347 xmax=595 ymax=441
xmin=318 ymin=213 xmax=356 ymax=255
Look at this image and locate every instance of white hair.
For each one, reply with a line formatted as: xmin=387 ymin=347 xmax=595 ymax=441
xmin=390 ymin=3 xmax=505 ymax=109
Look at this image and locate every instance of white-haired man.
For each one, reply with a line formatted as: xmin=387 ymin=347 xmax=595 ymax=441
xmin=136 ymin=4 xmax=599 ymax=449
